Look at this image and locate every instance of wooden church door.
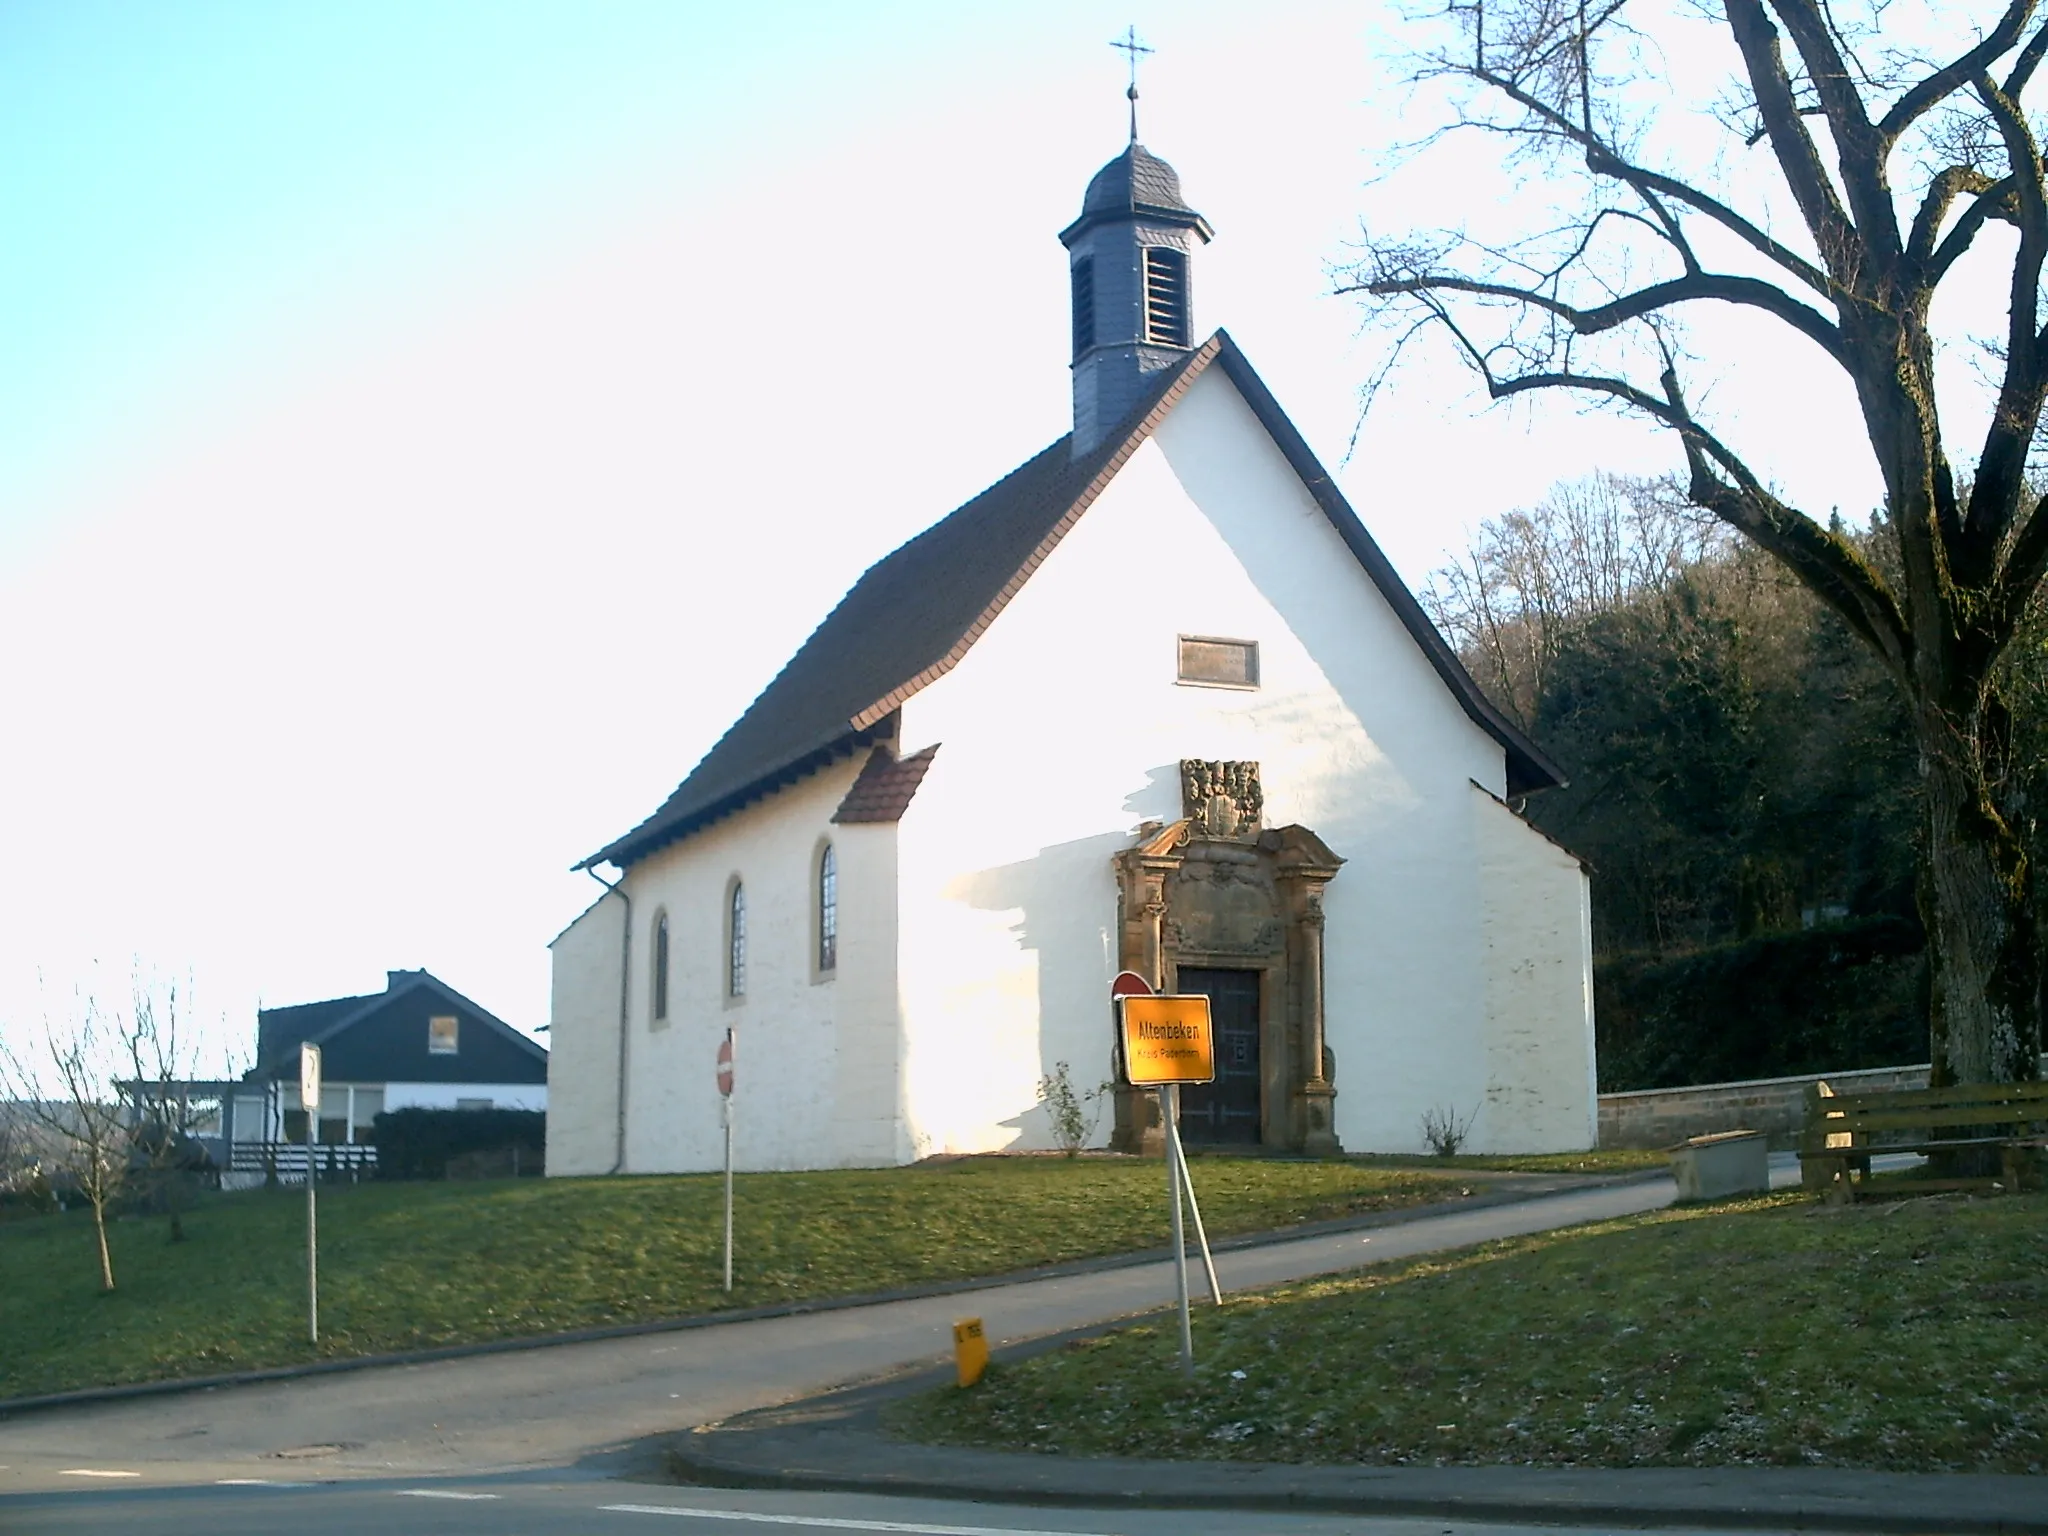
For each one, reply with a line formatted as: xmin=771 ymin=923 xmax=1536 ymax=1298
xmin=1174 ymin=967 xmax=1261 ymax=1144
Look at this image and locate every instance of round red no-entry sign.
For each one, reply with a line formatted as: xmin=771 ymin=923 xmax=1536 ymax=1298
xmin=1110 ymin=969 xmax=1154 ymax=999
xmin=716 ymin=1031 xmax=734 ymax=1097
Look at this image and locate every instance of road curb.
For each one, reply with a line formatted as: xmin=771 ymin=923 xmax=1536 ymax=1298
xmin=0 ymin=1170 xmax=1641 ymax=1420
xmin=668 ymin=1366 xmax=2048 ymax=1536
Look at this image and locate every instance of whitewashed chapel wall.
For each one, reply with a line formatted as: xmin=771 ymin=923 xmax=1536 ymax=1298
xmin=1471 ymin=785 xmax=1599 ymax=1151
xmin=892 ymin=367 xmax=1584 ymax=1157
xmin=549 ymin=753 xmax=903 ymax=1173
xmin=546 ymin=893 xmax=626 ymax=1175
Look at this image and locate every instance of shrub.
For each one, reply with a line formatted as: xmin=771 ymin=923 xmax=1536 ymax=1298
xmin=1594 ymin=915 xmax=1925 ymax=1090
xmin=1419 ymin=1103 xmax=1476 ymax=1157
xmin=371 ymin=1108 xmax=545 ymax=1181
xmin=1035 ymin=1062 xmax=1110 ymax=1157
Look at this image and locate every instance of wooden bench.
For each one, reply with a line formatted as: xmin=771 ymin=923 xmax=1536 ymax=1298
xmin=1800 ymin=1078 xmax=2048 ymax=1203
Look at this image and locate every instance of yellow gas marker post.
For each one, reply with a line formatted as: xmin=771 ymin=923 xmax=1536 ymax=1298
xmin=952 ymin=1317 xmax=989 ymax=1387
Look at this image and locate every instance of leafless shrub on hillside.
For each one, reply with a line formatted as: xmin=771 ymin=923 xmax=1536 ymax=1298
xmin=0 ymin=995 xmax=137 ymax=1290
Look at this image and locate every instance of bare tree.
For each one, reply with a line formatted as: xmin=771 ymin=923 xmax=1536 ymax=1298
xmin=121 ymin=977 xmax=219 ymax=1244
xmin=1424 ymin=472 xmax=1728 ymax=725
xmin=1348 ymin=0 xmax=2048 ymax=1087
xmin=0 ymin=997 xmax=136 ymax=1290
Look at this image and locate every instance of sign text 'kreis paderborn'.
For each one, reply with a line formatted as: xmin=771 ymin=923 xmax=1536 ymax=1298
xmin=1118 ymin=994 xmax=1216 ymax=1086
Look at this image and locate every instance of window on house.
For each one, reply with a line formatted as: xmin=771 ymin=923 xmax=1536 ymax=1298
xmin=455 ymin=1097 xmax=493 ymax=1112
xmin=315 ymin=1087 xmax=351 ymax=1146
xmin=818 ymin=844 xmax=838 ymax=975
xmin=428 ymin=1014 xmax=459 ymax=1054
xmin=652 ymin=910 xmax=671 ymax=1024
xmin=1177 ymin=635 xmax=1259 ymax=688
xmin=1071 ymin=255 xmax=1096 ymax=357
xmin=1143 ymin=247 xmax=1190 ymax=347
xmin=728 ymin=882 xmax=747 ymax=998
xmin=351 ymin=1088 xmax=384 ymax=1136
xmin=231 ymin=1095 xmax=266 ymax=1143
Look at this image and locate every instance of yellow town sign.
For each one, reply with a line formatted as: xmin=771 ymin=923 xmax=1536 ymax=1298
xmin=1118 ymin=994 xmax=1216 ymax=1086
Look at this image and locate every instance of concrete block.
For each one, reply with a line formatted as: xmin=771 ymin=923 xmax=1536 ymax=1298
xmin=1668 ymin=1129 xmax=1769 ymax=1201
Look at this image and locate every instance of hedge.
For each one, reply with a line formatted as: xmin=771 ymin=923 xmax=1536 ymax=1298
xmin=370 ymin=1107 xmax=546 ymax=1181
xmin=1594 ymin=915 xmax=1926 ymax=1091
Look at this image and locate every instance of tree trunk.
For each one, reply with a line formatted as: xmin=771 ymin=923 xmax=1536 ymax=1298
xmin=1918 ymin=721 xmax=2041 ymax=1091
xmin=91 ymin=1198 xmax=116 ymax=1291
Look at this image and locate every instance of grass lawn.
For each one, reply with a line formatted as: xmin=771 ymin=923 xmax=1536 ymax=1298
xmin=886 ymin=1190 xmax=2048 ymax=1473
xmin=0 ymin=1155 xmax=1491 ymax=1400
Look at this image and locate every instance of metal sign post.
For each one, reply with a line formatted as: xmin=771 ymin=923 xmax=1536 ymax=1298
xmin=300 ymin=1044 xmax=322 ymax=1346
xmin=1117 ymin=992 xmax=1221 ymax=1378
xmin=1169 ymin=1105 xmax=1222 ymax=1306
xmin=718 ymin=1029 xmax=735 ymax=1293
xmin=1161 ymin=1082 xmax=1193 ymax=1377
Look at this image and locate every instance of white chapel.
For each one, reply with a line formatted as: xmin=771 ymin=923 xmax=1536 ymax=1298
xmin=546 ymin=133 xmax=1597 ymax=1174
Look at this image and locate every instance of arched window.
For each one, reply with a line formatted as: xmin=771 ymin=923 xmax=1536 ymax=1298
xmin=817 ymin=844 xmax=838 ymax=975
xmin=728 ymin=882 xmax=747 ymax=998
xmin=651 ymin=911 xmax=670 ymax=1024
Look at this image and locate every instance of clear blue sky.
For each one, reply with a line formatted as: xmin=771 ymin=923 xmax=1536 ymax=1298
xmin=0 ymin=1 xmax=1901 ymax=1062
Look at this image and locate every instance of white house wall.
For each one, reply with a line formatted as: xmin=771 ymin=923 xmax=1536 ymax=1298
xmin=562 ymin=753 xmax=902 ymax=1174
xmin=1471 ymin=785 xmax=1600 ymax=1151
xmin=547 ymin=892 xmax=627 ymax=1175
xmin=894 ymin=365 xmax=1585 ymax=1156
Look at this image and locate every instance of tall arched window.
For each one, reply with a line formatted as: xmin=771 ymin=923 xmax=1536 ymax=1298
xmin=652 ymin=910 xmax=671 ymax=1024
xmin=817 ymin=844 xmax=838 ymax=975
xmin=728 ymin=882 xmax=747 ymax=998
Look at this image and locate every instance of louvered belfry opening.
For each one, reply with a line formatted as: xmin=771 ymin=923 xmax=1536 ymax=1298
xmin=1143 ymin=247 xmax=1190 ymax=347
xmin=1059 ymin=142 xmax=1211 ymax=452
xmin=1071 ymin=256 xmax=1096 ymax=358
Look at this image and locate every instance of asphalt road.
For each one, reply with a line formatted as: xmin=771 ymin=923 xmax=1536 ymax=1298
xmin=0 ymin=1477 xmax=1808 ymax=1536
xmin=0 ymin=1159 xmax=1852 ymax=1535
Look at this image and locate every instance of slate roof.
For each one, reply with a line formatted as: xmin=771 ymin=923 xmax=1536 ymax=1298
xmin=580 ymin=332 xmax=1566 ymax=872
xmin=254 ymin=994 xmax=377 ymax=1068
xmin=1061 ymin=142 xmax=1213 ymax=244
xmin=248 ymin=970 xmax=545 ymax=1082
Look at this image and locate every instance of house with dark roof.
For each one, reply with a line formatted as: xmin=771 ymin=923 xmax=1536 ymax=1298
xmin=222 ymin=969 xmax=546 ymax=1184
xmin=548 ymin=132 xmax=1596 ymax=1174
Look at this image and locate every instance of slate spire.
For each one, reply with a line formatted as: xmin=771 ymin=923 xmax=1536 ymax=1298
xmin=1060 ymin=141 xmax=1213 ymax=455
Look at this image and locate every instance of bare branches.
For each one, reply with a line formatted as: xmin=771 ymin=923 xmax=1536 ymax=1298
xmin=1354 ymin=267 xmax=1848 ymax=363
xmin=1724 ymin=0 xmax=1865 ymax=286
xmin=1909 ymin=165 xmax=2002 ymax=270
xmin=1457 ymin=48 xmax=1837 ymax=295
xmin=1961 ymin=66 xmax=2048 ymax=556
xmin=1422 ymin=472 xmax=1727 ymax=726
xmin=0 ymin=1000 xmax=134 ymax=1291
xmin=1877 ymin=1 xmax=2038 ymax=147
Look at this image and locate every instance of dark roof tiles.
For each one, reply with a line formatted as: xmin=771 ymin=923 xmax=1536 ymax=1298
xmin=1062 ymin=143 xmax=1212 ymax=244
xmin=580 ymin=354 xmax=1199 ymax=871
xmin=833 ymin=746 xmax=940 ymax=824
xmin=580 ymin=332 xmax=1565 ymax=871
xmin=255 ymin=995 xmax=376 ymax=1069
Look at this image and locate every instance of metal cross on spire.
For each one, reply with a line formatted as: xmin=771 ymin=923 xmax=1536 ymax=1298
xmin=1111 ymin=25 xmax=1153 ymax=142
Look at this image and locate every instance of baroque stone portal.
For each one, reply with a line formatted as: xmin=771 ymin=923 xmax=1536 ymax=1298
xmin=1110 ymin=761 xmax=1344 ymax=1155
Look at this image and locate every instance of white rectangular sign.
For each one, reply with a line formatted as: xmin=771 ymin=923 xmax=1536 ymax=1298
xmin=300 ymin=1043 xmax=322 ymax=1112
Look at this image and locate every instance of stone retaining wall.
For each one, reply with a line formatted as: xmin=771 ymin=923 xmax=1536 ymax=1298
xmin=1596 ymin=1060 xmax=2014 ymax=1150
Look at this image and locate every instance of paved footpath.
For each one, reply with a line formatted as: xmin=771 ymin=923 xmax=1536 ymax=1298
xmin=4 ymin=1157 xmax=2034 ymax=1534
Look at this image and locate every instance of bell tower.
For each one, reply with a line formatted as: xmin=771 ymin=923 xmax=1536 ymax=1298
xmin=1059 ymin=138 xmax=1213 ymax=455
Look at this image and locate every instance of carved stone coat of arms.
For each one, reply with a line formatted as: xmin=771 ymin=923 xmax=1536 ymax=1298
xmin=1180 ymin=759 xmax=1263 ymax=840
